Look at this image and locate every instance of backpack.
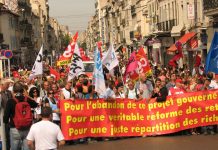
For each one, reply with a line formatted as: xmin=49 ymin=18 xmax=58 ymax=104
xmin=13 ymin=97 xmax=33 ymax=130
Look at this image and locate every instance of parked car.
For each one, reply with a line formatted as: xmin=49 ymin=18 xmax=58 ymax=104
xmin=83 ymin=61 xmax=94 ymax=79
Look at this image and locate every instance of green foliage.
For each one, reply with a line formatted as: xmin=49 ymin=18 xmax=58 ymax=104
xmin=61 ymin=33 xmax=71 ymax=49
xmin=80 ymin=42 xmax=87 ymax=51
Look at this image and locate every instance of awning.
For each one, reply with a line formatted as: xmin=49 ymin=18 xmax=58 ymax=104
xmin=171 ymin=24 xmax=184 ymax=37
xmin=168 ymin=32 xmax=197 ymax=52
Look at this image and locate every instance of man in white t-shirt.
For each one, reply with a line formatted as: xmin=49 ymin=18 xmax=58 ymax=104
xmin=102 ymin=80 xmax=116 ymax=100
xmin=125 ymin=80 xmax=141 ymax=100
xmin=26 ymin=107 xmax=65 ymax=150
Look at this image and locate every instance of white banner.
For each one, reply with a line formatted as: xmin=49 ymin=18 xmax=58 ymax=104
xmin=102 ymin=44 xmax=119 ymax=71
xmin=188 ymin=4 xmax=195 ymax=20
xmin=29 ymin=45 xmax=43 ymax=79
xmin=68 ymin=43 xmax=84 ymax=81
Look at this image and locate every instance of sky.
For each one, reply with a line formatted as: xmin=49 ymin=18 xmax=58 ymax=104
xmin=48 ymin=0 xmax=96 ymax=33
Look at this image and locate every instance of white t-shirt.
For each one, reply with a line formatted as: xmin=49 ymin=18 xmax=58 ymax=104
xmin=26 ymin=120 xmax=64 ymax=150
xmin=34 ymin=97 xmax=42 ymax=115
xmin=127 ymin=88 xmax=140 ymax=99
xmin=210 ymin=80 xmax=218 ymax=89
xmin=102 ymin=88 xmax=116 ymax=99
xmin=62 ymin=88 xmax=71 ymax=99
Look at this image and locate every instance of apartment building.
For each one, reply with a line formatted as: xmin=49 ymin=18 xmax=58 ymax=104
xmin=147 ymin=0 xmax=208 ymax=68
xmin=48 ymin=17 xmax=62 ymax=64
xmin=86 ymin=14 xmax=99 ymax=51
xmin=85 ymin=0 xmax=150 ymax=53
xmin=0 ymin=0 xmax=68 ymax=66
xmin=203 ymin=0 xmax=218 ymax=51
xmin=85 ymin=0 xmax=209 ymax=68
xmin=0 ymin=0 xmax=20 ymax=64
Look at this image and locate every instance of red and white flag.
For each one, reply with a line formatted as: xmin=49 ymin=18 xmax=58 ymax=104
xmin=57 ymin=32 xmax=79 ymax=66
xmin=49 ymin=67 xmax=60 ymax=81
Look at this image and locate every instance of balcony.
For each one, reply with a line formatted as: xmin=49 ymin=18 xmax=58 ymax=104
xmin=203 ymin=0 xmax=218 ymax=16
xmin=18 ymin=0 xmax=31 ymax=12
xmin=19 ymin=20 xmax=32 ymax=31
xmin=157 ymin=19 xmax=175 ymax=32
xmin=20 ymin=37 xmax=32 ymax=47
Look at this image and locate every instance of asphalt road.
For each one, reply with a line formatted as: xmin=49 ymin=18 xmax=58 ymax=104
xmin=61 ymin=135 xmax=218 ymax=150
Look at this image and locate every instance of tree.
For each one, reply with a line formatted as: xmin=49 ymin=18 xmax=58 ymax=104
xmin=60 ymin=32 xmax=71 ymax=50
xmin=80 ymin=42 xmax=87 ymax=51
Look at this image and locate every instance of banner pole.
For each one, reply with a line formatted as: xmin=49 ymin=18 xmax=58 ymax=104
xmin=8 ymin=59 xmax=10 ymax=78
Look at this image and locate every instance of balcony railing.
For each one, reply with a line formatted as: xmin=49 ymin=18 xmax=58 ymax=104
xmin=203 ymin=0 xmax=218 ymax=11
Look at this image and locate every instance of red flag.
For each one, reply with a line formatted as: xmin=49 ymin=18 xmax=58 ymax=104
xmin=71 ymin=32 xmax=78 ymax=44
xmin=136 ymin=47 xmax=152 ymax=75
xmin=194 ymin=55 xmax=201 ymax=67
xmin=57 ymin=32 xmax=79 ymax=66
xmin=190 ymin=38 xmax=198 ymax=49
xmin=124 ymin=51 xmax=138 ymax=82
xmin=168 ymin=53 xmax=182 ymax=67
xmin=13 ymin=71 xmax=20 ymax=78
xmin=168 ymin=41 xmax=183 ymax=67
xmin=49 ymin=67 xmax=60 ymax=81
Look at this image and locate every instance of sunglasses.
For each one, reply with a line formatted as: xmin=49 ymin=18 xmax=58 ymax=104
xmin=49 ymin=92 xmax=54 ymax=94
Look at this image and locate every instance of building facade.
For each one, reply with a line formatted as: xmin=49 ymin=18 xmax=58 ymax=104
xmin=203 ymin=0 xmax=218 ymax=51
xmin=85 ymin=0 xmax=210 ymax=68
xmin=0 ymin=0 xmax=69 ymax=66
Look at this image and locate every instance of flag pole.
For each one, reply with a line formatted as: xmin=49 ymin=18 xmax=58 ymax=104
xmin=40 ymin=44 xmax=44 ymax=106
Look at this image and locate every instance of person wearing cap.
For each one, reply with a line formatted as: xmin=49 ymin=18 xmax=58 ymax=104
xmin=168 ymin=78 xmax=185 ymax=96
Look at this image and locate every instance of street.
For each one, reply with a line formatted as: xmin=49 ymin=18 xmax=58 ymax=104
xmin=61 ymin=135 xmax=218 ymax=150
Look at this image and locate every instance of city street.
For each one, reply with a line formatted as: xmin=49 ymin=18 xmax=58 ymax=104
xmin=61 ymin=135 xmax=218 ymax=150
xmin=1 ymin=1 xmax=218 ymax=150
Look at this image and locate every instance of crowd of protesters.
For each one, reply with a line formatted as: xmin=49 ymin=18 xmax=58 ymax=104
xmin=1 ymin=61 xmax=218 ymax=149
